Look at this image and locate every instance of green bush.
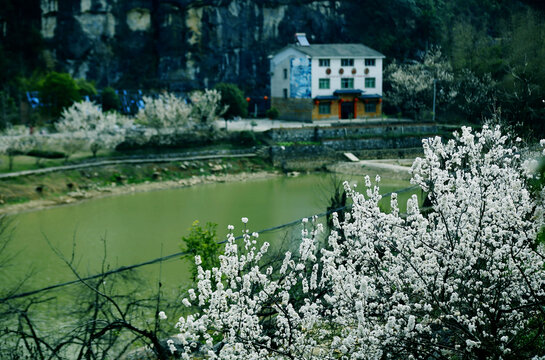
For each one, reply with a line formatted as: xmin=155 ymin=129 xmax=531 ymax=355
xmin=214 ymin=83 xmax=248 ymax=119
xmin=236 ymin=130 xmax=257 ymax=147
xmin=76 ymin=78 xmax=97 ymax=97
xmin=180 ymin=221 xmax=222 ymax=282
xmin=266 ymin=107 xmax=279 ymax=119
xmin=101 ymin=87 xmax=121 ymax=112
xmin=39 ymin=72 xmax=81 ymax=119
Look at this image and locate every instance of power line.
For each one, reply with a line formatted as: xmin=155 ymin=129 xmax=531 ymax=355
xmin=1 ymin=185 xmax=420 ymax=302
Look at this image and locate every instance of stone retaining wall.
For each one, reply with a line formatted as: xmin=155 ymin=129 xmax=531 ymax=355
xmin=271 ymin=98 xmax=313 ymax=122
xmin=269 ymin=136 xmax=427 ymax=167
xmin=267 ymin=122 xmax=438 ymax=142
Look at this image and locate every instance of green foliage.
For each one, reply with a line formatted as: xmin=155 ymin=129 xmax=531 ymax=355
xmin=265 ymin=107 xmax=279 ymax=119
xmin=340 ymin=0 xmax=443 ymax=59
xmin=0 ymin=91 xmax=18 ymax=129
xmin=180 ymin=221 xmax=222 ymax=281
xmin=235 ymin=130 xmax=257 ymax=147
xmin=75 ymin=78 xmax=97 ymax=97
xmin=214 ymin=83 xmax=248 ymax=119
xmin=497 ymin=10 xmax=545 ymax=138
xmin=39 ymin=72 xmax=81 ymax=119
xmin=450 ymin=20 xmax=504 ymax=77
xmin=101 ymin=87 xmax=121 ymax=112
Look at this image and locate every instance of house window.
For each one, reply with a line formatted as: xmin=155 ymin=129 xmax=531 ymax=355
xmin=319 ymin=59 xmax=330 ymax=67
xmin=365 ymin=77 xmax=376 ymax=88
xmin=283 ymin=88 xmax=288 ymax=99
xmin=341 ymin=78 xmax=354 ymax=89
xmin=319 ymin=102 xmax=331 ymax=114
xmin=365 ymin=59 xmax=376 ymax=66
xmin=365 ymin=103 xmax=377 ymax=113
xmin=341 ymin=58 xmax=354 ymax=66
xmin=319 ymin=78 xmax=330 ymax=89
xmin=283 ymin=68 xmax=288 ymax=79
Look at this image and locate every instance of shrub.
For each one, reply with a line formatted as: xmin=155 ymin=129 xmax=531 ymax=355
xmin=214 ymin=83 xmax=248 ymax=119
xmin=235 ymin=130 xmax=257 ymax=147
xmin=26 ymin=149 xmax=65 ymax=159
xmin=266 ymin=107 xmax=279 ymax=119
xmin=180 ymin=221 xmax=222 ymax=282
xmin=75 ymin=78 xmax=97 ymax=98
xmin=100 ymin=87 xmax=121 ymax=112
xmin=39 ymin=72 xmax=81 ymax=119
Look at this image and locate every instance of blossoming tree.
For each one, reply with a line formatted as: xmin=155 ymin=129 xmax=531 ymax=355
xmin=173 ymin=126 xmax=545 ymax=359
xmin=386 ymin=48 xmax=457 ymax=119
xmin=190 ymin=89 xmax=228 ymax=128
xmin=136 ymin=93 xmax=192 ymax=135
xmin=56 ymin=100 xmax=131 ymax=159
xmin=0 ymin=126 xmax=36 ymax=170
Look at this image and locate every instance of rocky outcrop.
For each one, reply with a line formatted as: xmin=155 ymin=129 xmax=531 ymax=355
xmin=40 ymin=0 xmax=346 ymax=93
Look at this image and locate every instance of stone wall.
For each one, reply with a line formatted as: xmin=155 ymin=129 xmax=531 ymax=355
xmin=270 ymin=144 xmax=335 ymax=166
xmin=271 ymin=97 xmax=314 ymax=122
xmin=269 ymin=143 xmax=425 ymax=168
xmin=267 ymin=122 xmax=438 ymax=142
xmin=322 ymin=136 xmax=424 ymax=151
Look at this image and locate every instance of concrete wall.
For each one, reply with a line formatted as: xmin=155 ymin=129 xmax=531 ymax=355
xmin=311 ymin=57 xmax=383 ymax=97
xmin=271 ymin=97 xmax=313 ymax=122
xmin=270 ymin=47 xmax=303 ymax=98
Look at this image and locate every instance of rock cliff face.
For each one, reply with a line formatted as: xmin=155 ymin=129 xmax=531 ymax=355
xmin=40 ymin=0 xmax=346 ymax=93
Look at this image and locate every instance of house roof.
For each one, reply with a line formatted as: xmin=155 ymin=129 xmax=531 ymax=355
xmin=334 ymin=89 xmax=364 ymax=95
xmin=284 ymin=43 xmax=385 ymax=58
xmin=359 ymin=93 xmax=382 ymax=99
xmin=314 ymin=95 xmax=339 ymax=100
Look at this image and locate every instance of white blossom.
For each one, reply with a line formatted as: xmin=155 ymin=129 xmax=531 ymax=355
xmin=190 ymin=89 xmax=227 ymax=128
xmin=175 ymin=126 xmax=545 ymax=359
xmin=136 ymin=93 xmax=191 ymax=135
xmin=167 ymin=339 xmax=177 ymax=354
xmin=0 ymin=126 xmax=36 ymax=170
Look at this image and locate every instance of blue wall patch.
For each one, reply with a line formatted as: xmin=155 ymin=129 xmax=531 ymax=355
xmin=290 ymin=57 xmax=311 ymax=98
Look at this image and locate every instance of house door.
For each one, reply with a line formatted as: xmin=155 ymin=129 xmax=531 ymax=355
xmin=341 ymin=101 xmax=354 ymax=119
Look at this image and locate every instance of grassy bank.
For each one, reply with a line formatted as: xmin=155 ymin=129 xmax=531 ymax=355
xmin=0 ymin=156 xmax=273 ymax=210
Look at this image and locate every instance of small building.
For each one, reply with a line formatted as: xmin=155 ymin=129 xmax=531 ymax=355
xmin=270 ymin=34 xmax=385 ymax=122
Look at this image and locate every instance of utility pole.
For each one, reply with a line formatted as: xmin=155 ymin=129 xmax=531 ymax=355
xmin=432 ymin=79 xmax=437 ymax=122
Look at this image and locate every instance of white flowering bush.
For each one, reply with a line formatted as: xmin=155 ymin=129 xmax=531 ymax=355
xmin=56 ymin=100 xmax=132 ymax=158
xmin=190 ymin=89 xmax=228 ymax=128
xmin=136 ymin=93 xmax=192 ymax=135
xmin=0 ymin=126 xmax=36 ymax=170
xmin=386 ymin=48 xmax=457 ymax=119
xmin=174 ymin=126 xmax=545 ymax=359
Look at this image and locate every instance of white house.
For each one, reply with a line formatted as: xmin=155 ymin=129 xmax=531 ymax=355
xmin=270 ymin=34 xmax=385 ymax=121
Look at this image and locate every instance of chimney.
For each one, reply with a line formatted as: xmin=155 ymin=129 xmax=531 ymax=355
xmin=294 ymin=33 xmax=310 ymax=46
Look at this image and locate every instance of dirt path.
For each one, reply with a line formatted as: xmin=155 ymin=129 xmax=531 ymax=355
xmin=328 ymin=159 xmax=414 ymax=181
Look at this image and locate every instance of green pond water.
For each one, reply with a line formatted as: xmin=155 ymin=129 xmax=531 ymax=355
xmin=4 ymin=173 xmax=418 ymax=298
